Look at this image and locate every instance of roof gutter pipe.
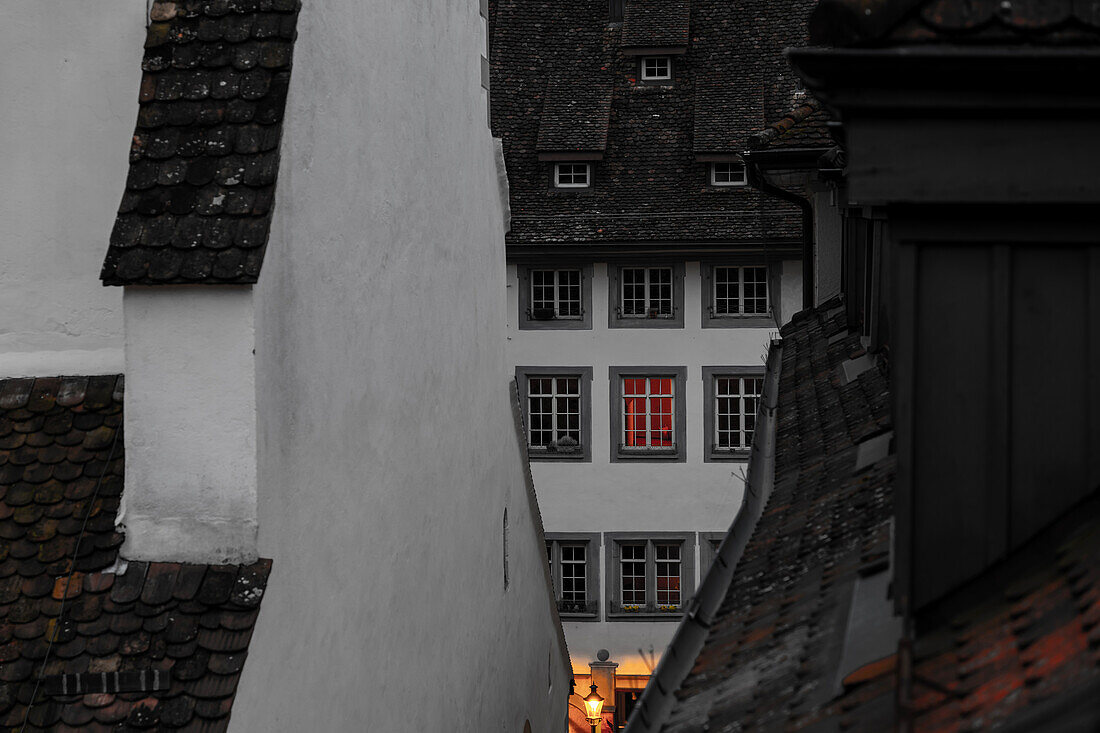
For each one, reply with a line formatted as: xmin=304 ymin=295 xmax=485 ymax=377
xmin=744 ymin=155 xmax=815 ymax=310
xmin=623 ymin=339 xmax=784 ymax=733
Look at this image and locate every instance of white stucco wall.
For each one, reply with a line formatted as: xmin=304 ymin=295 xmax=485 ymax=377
xmin=507 ymin=261 xmax=796 ymax=676
xmin=0 ymin=1 xmax=144 ymax=377
xmin=237 ymin=0 xmax=569 ymax=730
xmin=121 ymin=287 xmax=258 ymax=564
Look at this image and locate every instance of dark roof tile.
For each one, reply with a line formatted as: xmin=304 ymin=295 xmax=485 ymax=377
xmin=101 ymin=1 xmax=299 ymax=285
xmin=621 ymin=0 xmax=691 ymax=49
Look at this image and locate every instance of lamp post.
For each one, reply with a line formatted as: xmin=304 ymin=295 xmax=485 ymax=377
xmin=582 ymin=683 xmax=605 ymax=733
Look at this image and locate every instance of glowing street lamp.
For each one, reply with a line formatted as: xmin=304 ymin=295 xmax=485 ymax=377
xmin=583 ymin=683 xmax=605 ymax=732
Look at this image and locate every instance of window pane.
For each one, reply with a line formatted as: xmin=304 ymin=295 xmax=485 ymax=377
xmin=656 ymin=543 xmax=681 ymax=606
xmin=621 ymin=544 xmax=646 ymax=605
xmin=561 ymin=544 xmax=586 ymax=602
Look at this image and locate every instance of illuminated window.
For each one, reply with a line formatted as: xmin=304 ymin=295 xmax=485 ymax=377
xmin=609 ymin=367 xmax=686 ymax=461
xmin=554 ymin=163 xmax=590 ymax=188
xmin=546 ymin=534 xmax=600 ymax=617
xmin=710 ymin=161 xmax=747 ymax=186
xmin=640 ymin=56 xmax=671 ymax=81
xmin=621 ymin=377 xmax=674 ymax=450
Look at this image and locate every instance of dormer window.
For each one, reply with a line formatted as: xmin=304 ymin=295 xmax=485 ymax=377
xmin=640 ymin=56 xmax=671 ymax=81
xmin=711 ymin=161 xmax=747 ymax=186
xmin=554 ymin=163 xmax=591 ymax=188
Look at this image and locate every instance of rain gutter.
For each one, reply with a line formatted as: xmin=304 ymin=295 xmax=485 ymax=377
xmin=623 ymin=337 xmax=784 ymax=733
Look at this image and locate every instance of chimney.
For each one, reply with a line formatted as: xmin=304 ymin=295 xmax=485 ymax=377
xmin=119 ymin=286 xmax=258 ymax=564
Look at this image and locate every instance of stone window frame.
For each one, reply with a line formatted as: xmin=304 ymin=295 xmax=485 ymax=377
xmin=608 ymin=366 xmax=687 ymax=463
xmin=700 ymin=261 xmax=778 ymax=329
xmin=702 ymin=366 xmax=765 ymax=462
xmin=607 ymin=262 xmax=686 ymax=329
xmin=546 ymin=532 xmax=602 ymax=620
xmin=605 ymin=532 xmax=696 ymax=620
xmin=516 ymin=366 xmax=593 ymax=462
xmin=518 ymin=264 xmax=593 ymax=331
xmin=698 ymin=531 xmax=727 ymax=574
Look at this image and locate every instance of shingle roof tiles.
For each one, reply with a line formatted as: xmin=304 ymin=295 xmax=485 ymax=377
xmin=662 ymin=301 xmax=894 ymax=732
xmin=621 ymin=0 xmax=691 ymax=49
xmin=100 ymin=0 xmax=300 ymax=286
xmin=536 ymin=77 xmax=615 ymax=153
xmin=0 ymin=376 xmax=271 ymax=730
xmin=489 ymin=0 xmax=816 ymax=246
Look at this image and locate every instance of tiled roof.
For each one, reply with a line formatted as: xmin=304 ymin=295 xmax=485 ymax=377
xmin=621 ymin=0 xmax=691 ymax=50
xmin=748 ymin=97 xmax=834 ymax=151
xmin=0 ymin=376 xmax=271 ymax=730
xmin=100 ymin=0 xmax=301 ymax=286
xmin=536 ymin=77 xmax=615 ymax=154
xmin=658 ymin=299 xmax=1100 ymax=731
xmin=663 ymin=300 xmax=895 ymax=732
xmin=809 ymin=0 xmax=1100 ymax=46
xmin=489 ymin=0 xmax=815 ymax=246
xmin=834 ymin=498 xmax=1100 ymax=731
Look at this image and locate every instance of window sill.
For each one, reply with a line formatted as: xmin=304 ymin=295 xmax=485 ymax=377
xmin=528 ymin=448 xmax=589 ymax=462
xmin=617 ymin=445 xmax=679 ymax=460
xmin=606 ymin=610 xmax=684 ymax=621
xmin=559 ymin=612 xmax=600 ymax=621
xmin=609 ymin=316 xmax=684 ymax=330
xmin=707 ymin=448 xmax=751 ymax=462
xmin=702 ymin=315 xmax=776 ymax=329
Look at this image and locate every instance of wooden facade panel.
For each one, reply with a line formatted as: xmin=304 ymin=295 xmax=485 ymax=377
xmin=912 ymin=245 xmax=995 ymax=607
xmin=1010 ymin=247 xmax=1091 ymax=545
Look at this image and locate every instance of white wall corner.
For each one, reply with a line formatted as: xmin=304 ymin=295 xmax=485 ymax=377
xmin=120 ymin=286 xmax=259 ymax=564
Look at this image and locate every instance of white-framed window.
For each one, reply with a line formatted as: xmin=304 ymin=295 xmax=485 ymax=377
xmin=517 ymin=367 xmax=592 ymax=460
xmin=621 ymin=376 xmax=675 ymax=451
xmin=714 ymin=375 xmax=763 ymax=450
xmin=714 ymin=265 xmax=769 ymax=315
xmin=554 ymin=163 xmax=591 ymax=188
xmin=530 ymin=269 xmax=582 ymax=319
xmin=527 ymin=376 xmax=581 ymax=452
xmin=620 ymin=543 xmax=647 ymax=605
xmin=655 ymin=543 xmax=681 ymax=607
xmin=640 ymin=56 xmax=671 ymax=81
xmin=606 ymin=535 xmax=695 ymax=616
xmin=710 ymin=161 xmax=747 ymax=186
xmin=621 ymin=266 xmax=673 ymax=318
xmin=546 ymin=534 xmax=600 ymax=617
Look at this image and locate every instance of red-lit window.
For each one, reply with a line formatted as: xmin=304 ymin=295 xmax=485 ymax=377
xmin=622 ymin=377 xmax=675 ymax=449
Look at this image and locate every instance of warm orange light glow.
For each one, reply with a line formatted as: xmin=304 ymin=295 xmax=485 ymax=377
xmin=582 ymin=683 xmax=605 ymax=724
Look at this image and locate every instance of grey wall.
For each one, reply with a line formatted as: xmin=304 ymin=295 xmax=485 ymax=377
xmin=238 ymin=0 xmax=569 ymax=729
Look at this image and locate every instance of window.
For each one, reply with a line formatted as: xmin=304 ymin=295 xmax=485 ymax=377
xmin=608 ymin=264 xmax=684 ymax=328
xmin=702 ymin=367 xmax=764 ymax=461
xmin=640 ymin=56 xmax=671 ymax=81
xmin=622 ymin=377 xmax=674 ymax=450
xmin=518 ymin=265 xmax=592 ymax=330
xmin=516 ymin=367 xmax=593 ymax=461
xmin=546 ymin=534 xmax=600 ymax=618
xmin=698 ymin=532 xmax=725 ymax=574
xmin=701 ymin=263 xmax=775 ymax=328
xmin=713 ymin=265 xmax=769 ymax=316
xmin=605 ymin=534 xmax=695 ymax=617
xmin=609 ymin=367 xmax=687 ymax=462
xmin=554 ymin=163 xmax=590 ymax=188
xmin=710 ymin=161 xmax=747 ymax=186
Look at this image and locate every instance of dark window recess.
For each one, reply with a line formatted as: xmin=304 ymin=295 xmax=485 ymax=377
xmin=615 ymin=690 xmax=640 ymax=731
